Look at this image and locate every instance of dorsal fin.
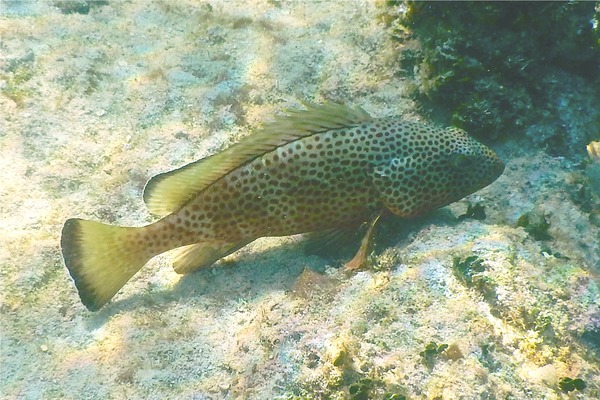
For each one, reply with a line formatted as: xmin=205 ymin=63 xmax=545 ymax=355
xmin=143 ymin=102 xmax=373 ymax=216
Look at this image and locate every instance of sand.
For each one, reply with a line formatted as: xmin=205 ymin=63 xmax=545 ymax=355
xmin=1 ymin=1 xmax=598 ymax=399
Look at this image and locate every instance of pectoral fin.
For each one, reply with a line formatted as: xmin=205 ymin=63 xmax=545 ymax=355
xmin=371 ymin=157 xmax=422 ymax=217
xmin=344 ymin=213 xmax=382 ymax=270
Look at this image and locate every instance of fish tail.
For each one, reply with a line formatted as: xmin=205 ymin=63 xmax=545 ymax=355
xmin=61 ymin=218 xmax=153 ymax=311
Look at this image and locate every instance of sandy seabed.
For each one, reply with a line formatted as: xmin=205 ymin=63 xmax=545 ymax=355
xmin=1 ymin=1 xmax=599 ymax=399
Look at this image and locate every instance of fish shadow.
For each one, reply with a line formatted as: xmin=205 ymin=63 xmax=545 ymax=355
xmin=86 ymin=238 xmax=328 ymax=323
xmin=170 ymin=240 xmax=322 ymax=303
xmin=166 ymin=209 xmax=461 ymax=305
xmin=85 ymin=208 xmax=466 ymax=324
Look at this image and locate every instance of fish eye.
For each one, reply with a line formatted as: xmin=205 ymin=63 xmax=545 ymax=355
xmin=451 ymin=154 xmax=475 ymax=170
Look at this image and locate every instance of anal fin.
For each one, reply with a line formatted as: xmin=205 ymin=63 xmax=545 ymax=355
xmin=172 ymin=239 xmax=254 ymax=274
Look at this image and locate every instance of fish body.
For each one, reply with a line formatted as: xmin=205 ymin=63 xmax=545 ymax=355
xmin=61 ymin=103 xmax=504 ymax=310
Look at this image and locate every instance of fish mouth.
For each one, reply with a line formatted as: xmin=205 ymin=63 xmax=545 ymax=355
xmin=483 ymin=147 xmax=505 ymax=180
xmin=494 ymin=159 xmax=506 ymax=179
xmin=476 ymin=156 xmax=505 ymax=190
xmin=493 ymin=158 xmax=506 ymax=179
xmin=476 ymin=161 xmax=504 ymax=192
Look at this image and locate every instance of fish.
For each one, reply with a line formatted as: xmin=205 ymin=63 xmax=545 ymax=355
xmin=61 ymin=102 xmax=505 ymax=310
xmin=588 ymin=140 xmax=600 ymax=162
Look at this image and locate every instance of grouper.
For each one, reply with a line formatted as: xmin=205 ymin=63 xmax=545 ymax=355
xmin=61 ymin=102 xmax=504 ymax=310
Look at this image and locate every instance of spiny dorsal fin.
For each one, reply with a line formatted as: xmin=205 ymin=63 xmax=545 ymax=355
xmin=143 ymin=102 xmax=373 ymax=215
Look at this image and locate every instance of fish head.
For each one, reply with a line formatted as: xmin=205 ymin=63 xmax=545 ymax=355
xmin=441 ymin=127 xmax=505 ymax=202
xmin=372 ymin=124 xmax=505 ymax=218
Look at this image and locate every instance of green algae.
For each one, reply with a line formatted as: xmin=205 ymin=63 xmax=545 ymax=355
xmin=457 ymin=202 xmax=487 ymax=221
xmin=1 ymin=63 xmax=36 ymax=107
xmin=517 ymin=211 xmax=551 ymax=241
xmin=419 ymin=341 xmax=449 ymax=369
xmin=558 ymin=376 xmax=586 ymax=393
xmin=380 ymin=1 xmax=600 ymax=159
xmin=452 ymin=255 xmax=485 ymax=287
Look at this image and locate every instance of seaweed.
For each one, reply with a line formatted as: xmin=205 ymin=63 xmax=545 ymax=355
xmin=52 ymin=0 xmax=109 ymax=15
xmin=382 ymin=394 xmax=406 ymax=400
xmin=517 ymin=211 xmax=551 ymax=241
xmin=558 ymin=377 xmax=586 ymax=393
xmin=452 ymin=256 xmax=486 ymax=287
xmin=479 ymin=343 xmax=501 ymax=372
xmin=452 ymin=255 xmax=499 ymax=311
xmin=419 ymin=341 xmax=448 ymax=369
xmin=457 ymin=202 xmax=486 ymax=221
xmin=346 ymin=377 xmax=407 ymax=400
xmin=382 ymin=1 xmax=600 ymax=158
xmin=348 ymin=378 xmax=373 ymax=400
xmin=1 ymin=63 xmax=35 ymax=108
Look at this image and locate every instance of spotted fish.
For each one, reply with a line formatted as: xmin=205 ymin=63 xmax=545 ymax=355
xmin=61 ymin=102 xmax=504 ymax=310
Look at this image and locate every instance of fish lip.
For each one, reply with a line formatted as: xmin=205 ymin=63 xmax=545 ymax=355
xmin=480 ymin=158 xmax=505 ymax=188
xmin=496 ymin=159 xmax=506 ymax=177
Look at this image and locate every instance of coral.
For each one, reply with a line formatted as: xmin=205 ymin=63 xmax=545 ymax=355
xmin=381 ymin=1 xmax=600 ymax=159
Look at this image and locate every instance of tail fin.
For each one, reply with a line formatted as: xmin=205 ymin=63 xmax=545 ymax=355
xmin=61 ymin=218 xmax=152 ymax=311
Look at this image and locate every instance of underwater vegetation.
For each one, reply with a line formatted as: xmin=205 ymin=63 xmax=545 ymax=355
xmin=380 ymin=1 xmax=600 ymax=159
xmin=52 ymin=0 xmax=109 ymax=15
xmin=456 ymin=202 xmax=486 ymax=221
xmin=419 ymin=341 xmax=449 ymax=370
xmin=0 ymin=54 xmax=36 ymax=108
xmin=558 ymin=376 xmax=587 ymax=393
xmin=517 ymin=210 xmax=552 ymax=241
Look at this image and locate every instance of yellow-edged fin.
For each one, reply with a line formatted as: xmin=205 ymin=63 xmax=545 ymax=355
xmin=172 ymin=239 xmax=254 ymax=274
xmin=344 ymin=213 xmax=382 ymax=270
xmin=143 ymin=102 xmax=373 ymax=216
xmin=61 ymin=218 xmax=151 ymax=311
xmin=588 ymin=140 xmax=600 ymax=162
